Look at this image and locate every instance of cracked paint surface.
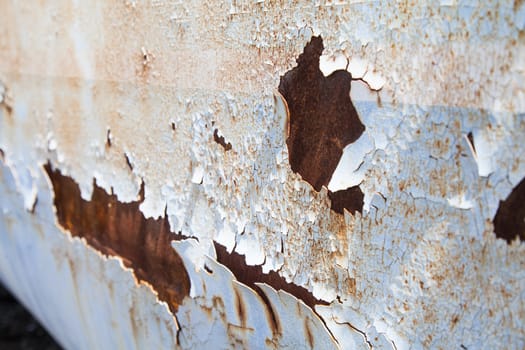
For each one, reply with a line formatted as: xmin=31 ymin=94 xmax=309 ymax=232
xmin=1 ymin=1 xmax=525 ymax=349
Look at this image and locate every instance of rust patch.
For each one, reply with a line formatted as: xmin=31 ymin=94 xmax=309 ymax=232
xmin=278 ymin=36 xmax=365 ymax=191
xmin=493 ymin=176 xmax=525 ymax=243
xmin=278 ymin=36 xmax=365 ymax=214
xmin=213 ymin=129 xmax=232 ymax=151
xmin=328 ymin=186 xmax=364 ymax=215
xmin=214 ymin=242 xmax=328 ymax=310
xmin=44 ymin=163 xmax=191 ymax=313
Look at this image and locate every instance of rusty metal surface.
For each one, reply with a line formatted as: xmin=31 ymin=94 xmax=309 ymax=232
xmin=0 ymin=1 xmax=524 ymax=349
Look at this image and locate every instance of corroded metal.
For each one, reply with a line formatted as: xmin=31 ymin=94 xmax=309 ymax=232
xmin=0 ymin=1 xmax=524 ymax=349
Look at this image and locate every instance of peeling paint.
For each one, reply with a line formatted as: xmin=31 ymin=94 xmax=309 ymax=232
xmin=44 ymin=163 xmax=191 ymax=313
xmin=1 ymin=1 xmax=525 ymax=349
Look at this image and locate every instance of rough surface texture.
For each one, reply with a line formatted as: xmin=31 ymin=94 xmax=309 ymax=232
xmin=1 ymin=1 xmax=525 ymax=349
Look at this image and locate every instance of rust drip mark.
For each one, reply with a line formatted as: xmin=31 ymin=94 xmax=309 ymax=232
xmin=278 ymin=36 xmax=364 ymax=214
xmin=213 ymin=129 xmax=232 ymax=151
xmin=44 ymin=163 xmax=190 ymax=314
xmin=233 ymin=287 xmax=247 ymax=328
xmin=214 ymin=242 xmax=328 ymax=310
xmin=493 ymin=176 xmax=525 ymax=243
xmin=304 ymin=319 xmax=314 ymax=349
xmin=254 ymin=283 xmax=281 ymax=336
xmin=0 ymin=148 xmax=4 ymax=162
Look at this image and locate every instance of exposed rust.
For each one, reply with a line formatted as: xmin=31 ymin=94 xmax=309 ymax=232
xmin=213 ymin=129 xmax=232 ymax=151
xmin=0 ymin=148 xmax=4 ymax=162
xmin=278 ymin=36 xmax=365 ymax=214
xmin=328 ymin=186 xmax=364 ymax=215
xmin=214 ymin=242 xmax=328 ymax=309
xmin=278 ymin=36 xmax=365 ymax=191
xmin=44 ymin=163 xmax=191 ymax=313
xmin=493 ymin=176 xmax=525 ymax=243
xmin=45 ymin=162 xmax=328 ymax=322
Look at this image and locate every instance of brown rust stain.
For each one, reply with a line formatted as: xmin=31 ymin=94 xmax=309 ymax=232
xmin=493 ymin=176 xmax=525 ymax=243
xmin=278 ymin=36 xmax=365 ymax=214
xmin=44 ymin=162 xmax=191 ymax=314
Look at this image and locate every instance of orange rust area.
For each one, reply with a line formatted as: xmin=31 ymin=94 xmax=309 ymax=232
xmin=44 ymin=163 xmax=190 ymax=314
xmin=278 ymin=36 xmax=364 ymax=214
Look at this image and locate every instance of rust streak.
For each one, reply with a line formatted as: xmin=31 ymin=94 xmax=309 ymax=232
xmin=233 ymin=287 xmax=247 ymax=328
xmin=304 ymin=318 xmax=314 ymax=349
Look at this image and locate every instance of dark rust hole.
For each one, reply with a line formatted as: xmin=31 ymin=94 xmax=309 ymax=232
xmin=328 ymin=186 xmax=364 ymax=215
xmin=278 ymin=36 xmax=365 ymax=214
xmin=493 ymin=176 xmax=525 ymax=243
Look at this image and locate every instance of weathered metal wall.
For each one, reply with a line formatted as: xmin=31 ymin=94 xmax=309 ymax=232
xmin=0 ymin=1 xmax=524 ymax=349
